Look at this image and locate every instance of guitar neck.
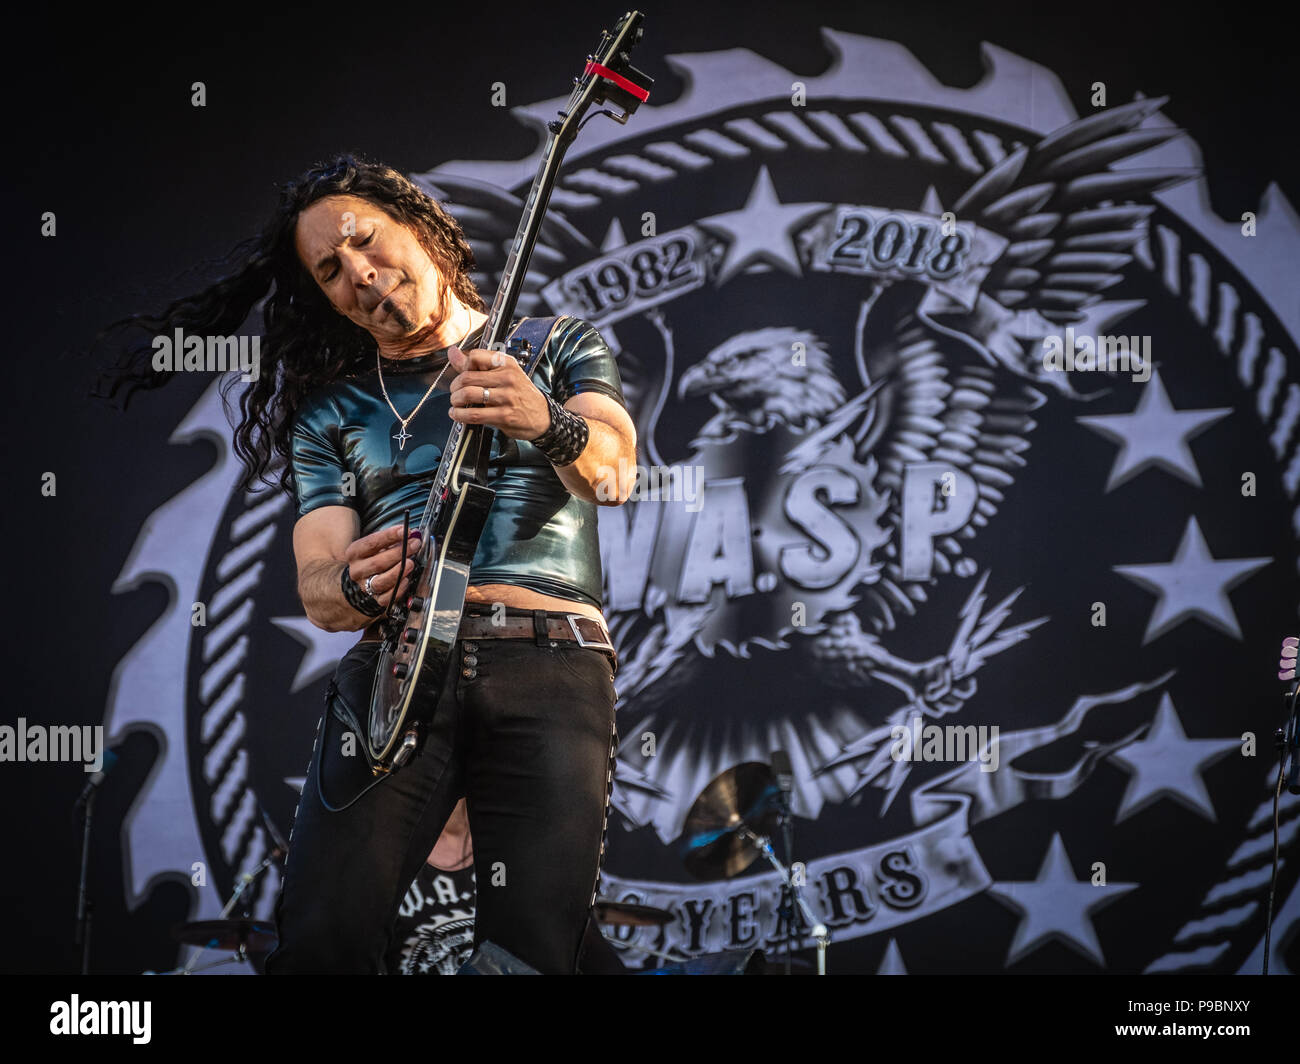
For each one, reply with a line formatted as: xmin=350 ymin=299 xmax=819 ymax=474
xmin=484 ymin=132 xmax=571 ymax=349
xmin=414 ymin=10 xmax=652 ymax=534
xmin=419 ymin=129 xmax=571 ymax=531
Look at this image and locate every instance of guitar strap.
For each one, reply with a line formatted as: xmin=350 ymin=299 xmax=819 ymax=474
xmin=471 ymin=315 xmax=571 ymax=484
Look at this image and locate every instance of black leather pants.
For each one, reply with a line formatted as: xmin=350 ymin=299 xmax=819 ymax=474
xmin=264 ymin=634 xmax=617 ymax=974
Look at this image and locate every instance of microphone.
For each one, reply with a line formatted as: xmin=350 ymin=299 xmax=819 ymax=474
xmin=1278 ymin=638 xmax=1299 ymax=795
xmin=771 ymin=748 xmax=795 ymax=860
xmin=1287 ymin=731 xmax=1299 ymax=796
xmin=74 ymin=748 xmax=119 ymax=810
xmin=771 ymin=749 xmax=793 ymax=806
xmin=1277 ymin=636 xmax=1296 ymax=686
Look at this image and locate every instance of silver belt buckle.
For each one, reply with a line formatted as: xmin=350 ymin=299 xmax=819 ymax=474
xmin=565 ymin=614 xmax=612 ymax=651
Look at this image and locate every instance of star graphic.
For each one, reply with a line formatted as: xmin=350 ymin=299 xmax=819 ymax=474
xmin=1113 ymin=518 xmax=1270 ymax=643
xmin=987 ymin=834 xmax=1138 ymax=967
xmin=1076 ymin=370 xmax=1231 ymax=490
xmin=270 ymin=616 xmax=359 ymax=693
xmin=877 ymin=938 xmax=907 ymax=974
xmin=1108 ymin=693 xmax=1238 ymax=822
xmin=596 ymin=218 xmax=624 ymax=350
xmin=695 ymin=166 xmax=828 ymax=285
xmin=601 ymin=216 xmax=627 ymax=249
xmin=919 ymin=186 xmax=944 ymax=215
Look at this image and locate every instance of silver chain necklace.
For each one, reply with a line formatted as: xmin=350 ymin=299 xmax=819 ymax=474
xmin=376 ymin=309 xmax=478 ymax=451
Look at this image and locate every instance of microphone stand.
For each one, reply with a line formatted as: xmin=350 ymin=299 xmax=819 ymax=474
xmin=738 ymin=827 xmax=830 ymax=974
xmin=1264 ymin=681 xmax=1300 ymax=974
xmin=776 ymin=794 xmax=795 ymax=974
xmin=72 ymin=746 xmax=119 ymax=974
xmin=179 ymin=852 xmax=279 ymax=974
xmin=74 ymin=789 xmax=95 ymax=975
xmin=1280 ymin=683 xmax=1300 ymax=796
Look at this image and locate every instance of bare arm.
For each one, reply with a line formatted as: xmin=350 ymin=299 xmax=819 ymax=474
xmin=293 ymin=506 xmax=419 ymax=632
xmin=551 ymin=392 xmax=637 ymax=504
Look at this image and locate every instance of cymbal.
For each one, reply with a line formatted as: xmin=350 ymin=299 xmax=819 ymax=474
xmin=679 ymin=761 xmax=782 ymax=880
xmin=593 ymin=899 xmax=673 ymax=927
xmin=171 ymin=919 xmax=278 ymax=954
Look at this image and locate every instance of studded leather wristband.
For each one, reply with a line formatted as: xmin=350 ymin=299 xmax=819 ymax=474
xmin=529 ymin=394 xmax=590 ymax=467
xmin=340 ymin=564 xmax=385 ymax=617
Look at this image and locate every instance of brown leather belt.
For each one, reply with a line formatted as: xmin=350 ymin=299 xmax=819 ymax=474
xmin=459 ymin=607 xmax=615 ymax=656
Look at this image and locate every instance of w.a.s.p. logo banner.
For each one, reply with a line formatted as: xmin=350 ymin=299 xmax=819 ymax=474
xmin=108 ymin=31 xmax=1300 ymax=974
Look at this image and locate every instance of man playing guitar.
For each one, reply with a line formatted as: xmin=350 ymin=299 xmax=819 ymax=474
xmin=101 ymin=14 xmax=651 ymax=972
xmin=258 ymin=156 xmax=636 ymax=973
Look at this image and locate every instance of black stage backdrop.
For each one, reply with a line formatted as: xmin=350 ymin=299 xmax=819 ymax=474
xmin=6 ymin=0 xmax=1300 ymax=977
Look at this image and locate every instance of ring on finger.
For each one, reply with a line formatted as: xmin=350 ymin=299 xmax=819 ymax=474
xmin=364 ymin=575 xmax=377 ymax=596
xmin=482 ymin=387 xmax=491 ymax=403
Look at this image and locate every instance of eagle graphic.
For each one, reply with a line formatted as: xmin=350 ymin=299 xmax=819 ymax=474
xmin=421 ymin=96 xmax=1191 ymax=838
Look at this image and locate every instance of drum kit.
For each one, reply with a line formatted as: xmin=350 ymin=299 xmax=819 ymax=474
xmin=596 ymin=755 xmax=830 ymax=975
xmin=157 ymin=757 xmax=830 ymax=974
xmin=149 ymin=811 xmax=287 ymax=975
xmin=166 ymin=917 xmax=279 ymax=975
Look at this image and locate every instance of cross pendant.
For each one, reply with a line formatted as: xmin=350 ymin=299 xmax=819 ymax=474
xmin=393 ymin=425 xmax=413 ymax=450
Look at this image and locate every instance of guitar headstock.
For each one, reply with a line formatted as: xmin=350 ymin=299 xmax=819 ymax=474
xmin=551 ymin=10 xmax=653 ymax=143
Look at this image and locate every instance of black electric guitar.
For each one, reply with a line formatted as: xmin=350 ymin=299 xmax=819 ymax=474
xmin=366 ymin=11 xmax=652 ymax=772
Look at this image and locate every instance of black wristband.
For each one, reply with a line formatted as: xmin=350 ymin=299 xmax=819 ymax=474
xmin=340 ymin=564 xmax=385 ymax=617
xmin=530 ymin=394 xmax=589 ymax=467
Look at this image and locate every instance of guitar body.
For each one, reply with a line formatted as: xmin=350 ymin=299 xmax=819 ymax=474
xmin=369 ymin=479 xmax=495 ymax=764
xmin=362 ymin=10 xmax=652 ymax=774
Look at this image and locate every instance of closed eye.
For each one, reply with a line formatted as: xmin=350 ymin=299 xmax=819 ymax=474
xmin=319 ymin=232 xmax=374 ymax=282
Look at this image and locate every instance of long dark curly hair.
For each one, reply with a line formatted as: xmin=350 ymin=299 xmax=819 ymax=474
xmin=95 ymin=153 xmax=485 ymax=495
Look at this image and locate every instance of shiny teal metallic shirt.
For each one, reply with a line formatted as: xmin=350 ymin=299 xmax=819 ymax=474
xmin=290 ymin=317 xmax=625 ymax=608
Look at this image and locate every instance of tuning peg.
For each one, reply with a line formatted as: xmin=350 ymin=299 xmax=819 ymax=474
xmin=1282 ymin=658 xmax=1296 ymax=670
xmin=1284 ymin=636 xmax=1299 ymax=650
xmin=1281 ymin=669 xmax=1296 ymax=682
xmin=1285 ymin=646 xmax=1299 ymax=660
